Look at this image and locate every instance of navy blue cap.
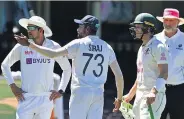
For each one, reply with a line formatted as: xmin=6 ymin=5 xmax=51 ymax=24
xmin=74 ymin=15 xmax=100 ymax=30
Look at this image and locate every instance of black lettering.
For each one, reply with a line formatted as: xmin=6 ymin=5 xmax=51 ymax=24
xmin=48 ymin=59 xmax=50 ymax=63
xmin=43 ymin=59 xmax=46 ymax=63
xmin=33 ymin=59 xmax=36 ymax=63
xmin=92 ymin=45 xmax=97 ymax=52
xmin=96 ymin=45 xmax=102 ymax=52
xmin=89 ymin=44 xmax=92 ymax=51
xmin=37 ymin=59 xmax=41 ymax=63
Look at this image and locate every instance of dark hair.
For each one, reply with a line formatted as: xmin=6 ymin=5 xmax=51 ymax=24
xmin=38 ymin=27 xmax=44 ymax=35
xmin=84 ymin=24 xmax=97 ymax=35
xmin=143 ymin=24 xmax=156 ymax=35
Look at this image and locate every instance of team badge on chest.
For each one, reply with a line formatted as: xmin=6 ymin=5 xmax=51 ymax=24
xmin=144 ymin=48 xmax=150 ymax=55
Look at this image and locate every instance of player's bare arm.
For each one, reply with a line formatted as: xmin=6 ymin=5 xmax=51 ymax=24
xmin=124 ymin=80 xmax=138 ymax=103
xmin=110 ymin=60 xmax=124 ymax=112
xmin=14 ymin=34 xmax=68 ymax=58
xmin=147 ymin=64 xmax=168 ymax=105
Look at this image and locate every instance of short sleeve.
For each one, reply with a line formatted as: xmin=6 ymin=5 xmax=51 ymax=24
xmin=153 ymin=43 xmax=168 ymax=64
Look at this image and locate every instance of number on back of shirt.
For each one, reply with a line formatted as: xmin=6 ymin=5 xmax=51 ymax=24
xmin=82 ymin=53 xmax=104 ymax=77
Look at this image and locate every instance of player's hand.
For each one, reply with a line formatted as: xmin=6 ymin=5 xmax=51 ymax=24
xmin=49 ymin=90 xmax=62 ymax=101
xmin=146 ymin=92 xmax=156 ymax=105
xmin=10 ymin=83 xmax=25 ymax=102
xmin=14 ymin=33 xmax=30 ymax=46
xmin=123 ymin=93 xmax=134 ymax=103
xmin=113 ymin=98 xmax=122 ymax=112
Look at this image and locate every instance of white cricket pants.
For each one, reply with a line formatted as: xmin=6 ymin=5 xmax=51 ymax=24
xmin=69 ymin=87 xmax=104 ymax=119
xmin=16 ymin=92 xmax=53 ymax=119
xmin=133 ymin=90 xmax=166 ymax=119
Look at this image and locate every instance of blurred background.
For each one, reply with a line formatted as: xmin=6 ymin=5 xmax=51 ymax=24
xmin=0 ymin=1 xmax=184 ymax=119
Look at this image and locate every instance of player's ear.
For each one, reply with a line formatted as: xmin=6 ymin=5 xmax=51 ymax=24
xmin=39 ymin=28 xmax=44 ymax=33
xmin=86 ymin=26 xmax=91 ymax=33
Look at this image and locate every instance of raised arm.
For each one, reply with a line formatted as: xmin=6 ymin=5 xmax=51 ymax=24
xmin=29 ymin=43 xmax=68 ymax=58
xmin=15 ymin=34 xmax=79 ymax=59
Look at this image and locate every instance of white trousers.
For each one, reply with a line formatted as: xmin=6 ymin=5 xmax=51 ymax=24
xmin=69 ymin=87 xmax=104 ymax=119
xmin=16 ymin=93 xmax=53 ymax=119
xmin=133 ymin=90 xmax=166 ymax=119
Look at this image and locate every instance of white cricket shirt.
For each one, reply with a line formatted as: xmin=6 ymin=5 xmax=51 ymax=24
xmin=136 ymin=37 xmax=168 ymax=91
xmin=1 ymin=38 xmax=71 ymax=93
xmin=64 ymin=35 xmax=116 ymax=91
xmin=156 ymin=29 xmax=184 ymax=85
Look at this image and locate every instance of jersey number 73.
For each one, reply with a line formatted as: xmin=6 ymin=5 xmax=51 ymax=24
xmin=82 ymin=53 xmax=104 ymax=77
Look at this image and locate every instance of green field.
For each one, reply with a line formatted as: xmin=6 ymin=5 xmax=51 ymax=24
xmin=0 ymin=80 xmax=21 ymax=119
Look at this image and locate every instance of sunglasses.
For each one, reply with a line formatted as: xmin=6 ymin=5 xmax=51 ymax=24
xmin=27 ymin=26 xmax=40 ymax=31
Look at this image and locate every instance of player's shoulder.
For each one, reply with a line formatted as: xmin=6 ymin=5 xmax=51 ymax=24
xmin=71 ymin=38 xmax=82 ymax=44
xmin=152 ymin=36 xmax=164 ymax=45
xmin=13 ymin=43 xmax=23 ymax=49
xmin=100 ymin=39 xmax=114 ymax=51
xmin=154 ymin=31 xmax=165 ymax=43
xmin=151 ymin=36 xmax=166 ymax=49
xmin=46 ymin=38 xmax=61 ymax=46
xmin=96 ymin=37 xmax=114 ymax=52
xmin=177 ymin=30 xmax=184 ymax=42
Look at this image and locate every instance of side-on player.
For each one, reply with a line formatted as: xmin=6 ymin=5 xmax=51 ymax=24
xmin=123 ymin=13 xmax=168 ymax=119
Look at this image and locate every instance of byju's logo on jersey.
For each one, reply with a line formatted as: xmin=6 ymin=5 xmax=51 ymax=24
xmin=26 ymin=58 xmax=51 ymax=64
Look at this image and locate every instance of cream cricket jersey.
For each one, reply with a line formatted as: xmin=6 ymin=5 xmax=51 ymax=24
xmin=64 ymin=35 xmax=116 ymax=90
xmin=1 ymin=38 xmax=71 ymax=93
xmin=136 ymin=37 xmax=168 ymax=91
xmin=155 ymin=29 xmax=184 ymax=85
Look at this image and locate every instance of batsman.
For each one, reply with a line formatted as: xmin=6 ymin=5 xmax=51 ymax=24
xmin=122 ymin=13 xmax=168 ymax=119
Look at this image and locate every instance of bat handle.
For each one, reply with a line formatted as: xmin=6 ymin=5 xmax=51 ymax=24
xmin=148 ymin=104 xmax=154 ymax=119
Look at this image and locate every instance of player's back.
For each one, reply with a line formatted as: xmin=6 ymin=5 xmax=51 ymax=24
xmin=71 ymin=35 xmax=115 ymax=90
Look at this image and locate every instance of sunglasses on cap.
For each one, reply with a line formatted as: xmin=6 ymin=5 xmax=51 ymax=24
xmin=27 ymin=26 xmax=40 ymax=31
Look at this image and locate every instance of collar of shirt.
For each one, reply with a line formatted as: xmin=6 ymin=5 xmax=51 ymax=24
xmin=161 ymin=29 xmax=181 ymax=43
xmin=42 ymin=38 xmax=51 ymax=47
xmin=142 ymin=37 xmax=155 ymax=47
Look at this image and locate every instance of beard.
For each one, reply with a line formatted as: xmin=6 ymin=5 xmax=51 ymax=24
xmin=77 ymin=34 xmax=82 ymax=38
xmin=77 ymin=33 xmax=85 ymax=38
xmin=164 ymin=24 xmax=177 ymax=32
xmin=28 ymin=34 xmax=34 ymax=39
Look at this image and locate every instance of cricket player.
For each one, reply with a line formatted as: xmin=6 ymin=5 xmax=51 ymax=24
xmin=123 ymin=13 xmax=168 ymax=119
xmin=1 ymin=16 xmax=71 ymax=119
xmin=10 ymin=71 xmax=64 ymax=119
xmin=155 ymin=8 xmax=184 ymax=119
xmin=15 ymin=15 xmax=124 ymax=119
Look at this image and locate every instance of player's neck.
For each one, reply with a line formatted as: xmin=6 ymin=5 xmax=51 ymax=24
xmin=142 ymin=35 xmax=152 ymax=46
xmin=34 ymin=36 xmax=45 ymax=46
xmin=164 ymin=29 xmax=178 ymax=38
